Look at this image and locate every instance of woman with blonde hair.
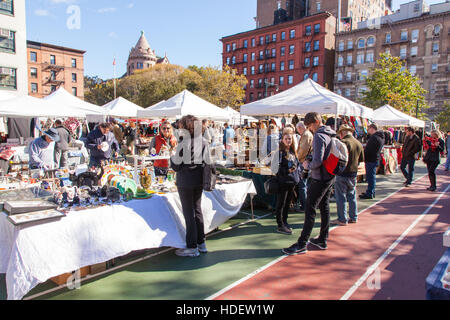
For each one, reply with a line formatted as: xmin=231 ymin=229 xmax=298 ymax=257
xmin=423 ymin=130 xmax=445 ymax=192
xmin=270 ymin=133 xmax=300 ymax=235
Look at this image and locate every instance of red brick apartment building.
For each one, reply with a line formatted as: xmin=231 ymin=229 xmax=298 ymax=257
xmin=221 ymin=12 xmax=336 ymax=103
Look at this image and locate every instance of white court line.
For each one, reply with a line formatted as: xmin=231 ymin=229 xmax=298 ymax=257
xmin=340 ymin=183 xmax=450 ymax=300
xmin=205 ymin=174 xmax=429 ymax=300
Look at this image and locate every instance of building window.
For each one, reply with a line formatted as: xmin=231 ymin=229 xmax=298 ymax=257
xmin=265 ymin=35 xmax=270 ymax=44
xmin=0 ymin=29 xmax=15 ymax=53
xmin=431 ymin=63 xmax=438 ymax=72
xmin=272 ymin=48 xmax=276 ymax=58
xmin=304 ymin=57 xmax=310 ymax=67
xmin=249 ymin=92 xmax=254 ymax=101
xmin=409 ymin=65 xmax=416 ymax=75
xmin=401 ymin=31 xmax=408 ymax=41
xmin=51 ymin=85 xmax=57 ymax=92
xmin=50 ymin=70 xmax=57 ymax=81
xmin=432 ymin=43 xmax=439 ymax=55
xmin=226 ymin=57 xmax=230 ymax=65
xmin=337 ymin=72 xmax=343 ymax=81
xmin=250 ymin=80 xmax=254 ymax=88
xmin=30 ymin=51 xmax=37 ymax=62
xmin=434 ymin=25 xmax=441 ymax=35
xmin=251 ymin=38 xmax=256 ymax=47
xmin=72 ymin=87 xmax=77 ymax=96
xmin=400 ymin=47 xmax=407 ymax=59
xmin=288 ymin=75 xmax=294 ymax=84
xmin=259 ymin=65 xmax=263 ymax=73
xmin=281 ymin=32 xmax=286 ymax=40
xmin=243 ymin=40 xmax=248 ymax=48
xmin=0 ymin=0 xmax=14 ymax=15
xmin=137 ymin=62 xmax=144 ymax=69
xmin=430 ymin=84 xmax=435 ymax=95
xmin=251 ymin=66 xmax=255 ymax=75
xmin=357 ymin=38 xmax=365 ymax=48
xmin=313 ymin=40 xmax=320 ymax=51
xmin=232 ymin=43 xmax=237 ymax=51
xmin=411 ymin=29 xmax=419 ymax=43
xmin=226 ymin=44 xmax=231 ymax=52
xmin=50 ymin=55 xmax=56 ymax=65
xmin=271 ymin=63 xmax=276 ymax=72
xmin=259 ymin=50 xmax=264 ymax=59
xmin=31 ymin=83 xmax=38 ymax=93
xmin=357 ymin=53 xmax=364 ymax=64
xmin=317 ymin=2 xmax=321 ymax=11
xmin=279 ymin=76 xmax=284 ymax=86
xmin=385 ymin=48 xmax=390 ymax=55
xmin=231 ymin=56 xmax=236 ymax=64
xmin=312 ymin=73 xmax=318 ymax=82
xmin=30 ymin=67 xmax=37 ymax=78
xmin=305 ymin=42 xmax=311 ymax=52
xmin=289 ymin=45 xmax=295 ymax=55
xmin=366 ymin=52 xmax=374 ymax=63
xmin=280 ymin=61 xmax=285 ymax=71
xmin=305 ymin=25 xmax=311 ymax=36
xmin=347 ymin=55 xmax=353 ymax=65
xmin=243 ymin=67 xmax=247 ymax=76
xmin=0 ymin=67 xmax=16 ymax=89
xmin=258 ymin=79 xmax=263 ymax=87
xmin=272 ymin=34 xmax=277 ymax=42
xmin=280 ymin=46 xmax=285 ymax=56
xmin=304 ymin=74 xmax=309 ymax=80
xmin=345 ymin=88 xmax=351 ymax=97
xmin=313 ymin=56 xmax=319 ymax=66
xmin=338 ymin=41 xmax=344 ymax=52
xmin=346 ymin=71 xmax=352 ymax=81
xmin=243 ymin=54 xmax=248 ymax=62
xmin=367 ymin=36 xmax=375 ymax=47
xmin=411 ymin=47 xmax=418 ymax=57
xmin=71 ymin=58 xmax=77 ymax=68
xmin=289 ymin=60 xmax=294 ymax=70
xmin=338 ymin=56 xmax=344 ymax=66
xmin=259 ymin=36 xmax=264 ymax=45
xmin=385 ymin=33 xmax=391 ymax=44
xmin=290 ymin=29 xmax=295 ymax=39
xmin=336 ymin=88 xmax=342 ymax=95
xmin=314 ymin=24 xmax=320 ymax=34
xmin=251 ymin=52 xmax=255 ymax=61
xmin=348 ymin=40 xmax=353 ymax=50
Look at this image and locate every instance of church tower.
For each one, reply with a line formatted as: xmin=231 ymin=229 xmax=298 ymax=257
xmin=127 ymin=31 xmax=168 ymax=76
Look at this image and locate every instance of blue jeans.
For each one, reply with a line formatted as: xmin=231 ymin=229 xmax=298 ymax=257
xmin=445 ymin=153 xmax=450 ymax=170
xmin=335 ymin=176 xmax=358 ymax=222
xmin=297 ymin=176 xmax=308 ymax=209
xmin=400 ymin=159 xmax=415 ymax=184
xmin=365 ymin=162 xmax=378 ymax=197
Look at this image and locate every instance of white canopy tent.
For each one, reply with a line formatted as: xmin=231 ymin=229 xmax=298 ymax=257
xmin=44 ymin=88 xmax=105 ymax=116
xmin=224 ymin=106 xmax=258 ymax=125
xmin=372 ymin=105 xmax=425 ymax=128
xmin=0 ymin=91 xmax=18 ymax=101
xmin=241 ymin=79 xmax=373 ymax=119
xmin=0 ymin=95 xmax=87 ymax=118
xmin=138 ymin=90 xmax=231 ymax=122
xmin=103 ymin=97 xmax=144 ymax=118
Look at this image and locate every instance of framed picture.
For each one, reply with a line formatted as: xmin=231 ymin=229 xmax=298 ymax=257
xmin=7 ymin=209 xmax=66 ymax=226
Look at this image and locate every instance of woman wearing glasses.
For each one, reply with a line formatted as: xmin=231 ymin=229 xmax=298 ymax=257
xmin=149 ymin=121 xmax=177 ymax=176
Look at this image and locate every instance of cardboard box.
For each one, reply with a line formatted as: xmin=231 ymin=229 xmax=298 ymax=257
xmin=50 ymin=267 xmax=90 ymax=286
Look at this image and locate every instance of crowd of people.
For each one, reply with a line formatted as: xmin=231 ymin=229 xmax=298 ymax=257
xmin=25 ymin=114 xmax=450 ymax=258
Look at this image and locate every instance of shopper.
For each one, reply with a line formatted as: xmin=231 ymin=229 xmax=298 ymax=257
xmin=445 ymin=131 xmax=450 ymax=172
xmin=283 ymin=112 xmax=336 ymax=255
xmin=360 ymin=124 xmax=385 ymax=200
xmin=85 ymin=123 xmax=119 ymax=168
xmin=223 ymin=123 xmax=235 ymax=159
xmin=295 ymin=121 xmax=313 ymax=212
xmin=263 ymin=124 xmax=280 ymax=156
xmin=270 ymin=132 xmax=300 ymax=235
xmin=400 ymin=127 xmax=422 ymax=187
xmin=149 ymin=121 xmax=177 ymax=176
xmin=125 ymin=122 xmax=137 ymax=155
xmin=170 ymin=115 xmax=210 ymax=257
xmin=53 ymin=120 xmax=73 ymax=168
xmin=423 ymin=130 xmax=445 ymax=192
xmin=29 ymin=128 xmax=60 ymax=170
xmin=332 ymin=125 xmax=364 ymax=226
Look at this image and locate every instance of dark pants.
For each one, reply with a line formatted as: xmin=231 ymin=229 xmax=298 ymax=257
xmin=298 ymin=178 xmax=335 ymax=244
xmin=400 ymin=158 xmax=415 ymax=184
xmin=178 ymin=186 xmax=205 ymax=249
xmin=426 ymin=161 xmax=439 ymax=188
xmin=364 ymin=162 xmax=378 ymax=197
xmin=55 ymin=149 xmax=68 ymax=168
xmin=275 ymin=184 xmax=295 ymax=227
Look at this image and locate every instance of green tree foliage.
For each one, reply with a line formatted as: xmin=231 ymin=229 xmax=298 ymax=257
xmin=361 ymin=53 xmax=429 ymax=119
xmin=84 ymin=64 xmax=247 ymax=109
xmin=435 ymin=101 xmax=450 ymax=132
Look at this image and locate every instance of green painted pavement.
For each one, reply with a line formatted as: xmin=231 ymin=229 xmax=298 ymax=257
xmin=0 ymin=164 xmax=429 ymax=300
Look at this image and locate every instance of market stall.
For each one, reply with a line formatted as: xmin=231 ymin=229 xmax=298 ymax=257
xmin=372 ymin=105 xmax=425 ymax=128
xmin=44 ymin=88 xmax=105 ymax=118
xmin=224 ymin=107 xmax=258 ymax=126
xmin=0 ymin=179 xmax=256 ymax=300
xmin=103 ymin=97 xmax=144 ymax=119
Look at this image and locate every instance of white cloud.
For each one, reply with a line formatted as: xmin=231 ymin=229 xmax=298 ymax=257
xmin=97 ymin=7 xmax=117 ymax=14
xmin=34 ymin=9 xmax=50 ymax=16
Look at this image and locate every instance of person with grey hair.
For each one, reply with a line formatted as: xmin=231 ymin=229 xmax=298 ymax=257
xmin=53 ymin=120 xmax=73 ymax=168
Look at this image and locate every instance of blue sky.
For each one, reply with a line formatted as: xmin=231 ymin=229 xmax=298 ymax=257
xmin=25 ymin=0 xmax=444 ymax=79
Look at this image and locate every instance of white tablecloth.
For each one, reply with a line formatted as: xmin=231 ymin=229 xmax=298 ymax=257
xmin=0 ymin=181 xmax=256 ymax=300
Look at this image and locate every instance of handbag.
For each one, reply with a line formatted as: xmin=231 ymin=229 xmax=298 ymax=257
xmin=264 ymin=176 xmax=280 ymax=195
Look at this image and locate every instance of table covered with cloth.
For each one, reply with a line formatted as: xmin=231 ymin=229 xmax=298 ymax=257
xmin=0 ymin=180 xmax=256 ymax=300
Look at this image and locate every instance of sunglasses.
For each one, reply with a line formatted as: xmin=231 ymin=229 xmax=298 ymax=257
xmin=162 ymin=127 xmax=171 ymax=131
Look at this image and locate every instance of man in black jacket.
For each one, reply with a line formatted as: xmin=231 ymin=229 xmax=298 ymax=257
xmin=400 ymin=127 xmax=421 ymax=187
xmin=360 ymin=124 xmax=385 ymax=200
xmin=85 ymin=123 xmax=119 ymax=168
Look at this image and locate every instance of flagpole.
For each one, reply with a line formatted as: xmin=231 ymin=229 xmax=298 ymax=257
xmin=113 ymin=56 xmax=117 ymax=100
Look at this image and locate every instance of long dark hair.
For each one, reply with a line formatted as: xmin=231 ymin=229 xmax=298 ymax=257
xmin=280 ymin=133 xmax=297 ymax=158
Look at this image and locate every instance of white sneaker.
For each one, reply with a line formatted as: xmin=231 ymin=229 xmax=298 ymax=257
xmin=198 ymin=243 xmax=208 ymax=253
xmin=175 ymin=248 xmax=200 ymax=257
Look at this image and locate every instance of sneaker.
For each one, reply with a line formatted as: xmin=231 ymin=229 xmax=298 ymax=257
xmin=348 ymin=219 xmax=358 ymax=224
xmin=277 ymin=225 xmax=292 ymax=235
xmin=405 ymin=183 xmax=411 ymax=187
xmin=331 ymin=219 xmax=348 ymax=226
xmin=282 ymin=242 xmax=308 ymax=255
xmin=198 ymin=243 xmax=208 ymax=254
xmin=308 ymin=237 xmax=328 ymax=250
xmin=429 ymin=186 xmax=437 ymax=192
xmin=175 ymin=248 xmax=200 ymax=257
xmin=359 ymin=193 xmax=375 ymax=200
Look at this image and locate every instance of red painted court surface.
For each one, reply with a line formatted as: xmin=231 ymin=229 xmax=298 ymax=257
xmin=214 ymin=169 xmax=450 ymax=300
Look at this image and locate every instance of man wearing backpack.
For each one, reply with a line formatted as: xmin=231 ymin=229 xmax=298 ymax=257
xmin=283 ymin=112 xmax=337 ymax=255
xmin=332 ymin=125 xmax=364 ymax=226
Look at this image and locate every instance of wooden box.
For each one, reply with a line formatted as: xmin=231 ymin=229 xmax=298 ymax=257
xmin=50 ymin=266 xmax=90 ymax=286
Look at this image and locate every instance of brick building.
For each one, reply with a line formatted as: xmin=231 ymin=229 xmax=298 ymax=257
xmin=256 ymin=0 xmax=392 ymax=30
xmin=27 ymin=41 xmax=86 ymax=99
xmin=333 ymin=0 xmax=450 ymax=118
xmin=221 ymin=12 xmax=336 ymax=103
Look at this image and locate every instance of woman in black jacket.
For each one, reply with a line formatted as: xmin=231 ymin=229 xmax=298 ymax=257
xmin=270 ymin=133 xmax=300 ymax=235
xmin=170 ymin=115 xmax=209 ymax=257
xmin=423 ymin=130 xmax=445 ymax=192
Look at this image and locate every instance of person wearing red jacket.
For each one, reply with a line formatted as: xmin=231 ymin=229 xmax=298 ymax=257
xmin=149 ymin=121 xmax=177 ymax=176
